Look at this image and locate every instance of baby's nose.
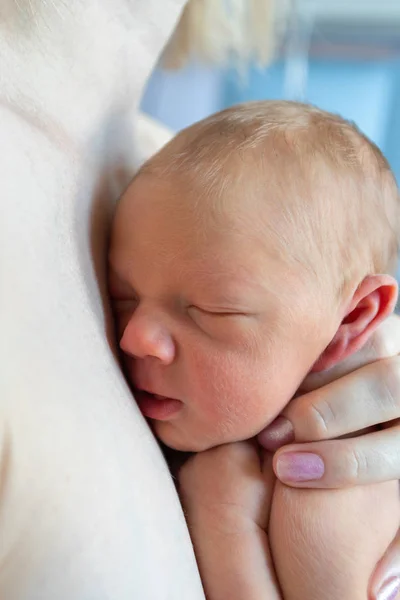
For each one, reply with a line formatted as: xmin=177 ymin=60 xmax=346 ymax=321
xmin=119 ymin=310 xmax=175 ymax=365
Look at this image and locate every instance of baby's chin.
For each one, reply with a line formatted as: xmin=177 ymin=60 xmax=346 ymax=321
xmin=155 ymin=427 xmax=215 ymax=452
xmin=153 ymin=420 xmax=250 ymax=453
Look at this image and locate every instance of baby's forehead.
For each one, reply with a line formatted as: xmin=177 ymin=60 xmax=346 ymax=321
xmin=111 ymin=163 xmax=326 ymax=317
xmin=119 ymin=170 xmax=306 ymax=279
xmin=118 ymin=143 xmax=314 ymax=269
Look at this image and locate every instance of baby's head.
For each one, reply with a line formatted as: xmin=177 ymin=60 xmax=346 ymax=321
xmin=109 ymin=101 xmax=399 ymax=451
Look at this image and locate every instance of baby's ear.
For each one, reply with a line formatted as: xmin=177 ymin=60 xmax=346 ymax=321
xmin=311 ymin=274 xmax=398 ymax=373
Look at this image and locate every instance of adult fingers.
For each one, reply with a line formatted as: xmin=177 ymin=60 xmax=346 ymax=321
xmin=271 ymin=424 xmax=400 ymax=488
xmin=301 ymin=314 xmax=400 ymax=393
xmin=258 ymin=355 xmax=400 ymax=450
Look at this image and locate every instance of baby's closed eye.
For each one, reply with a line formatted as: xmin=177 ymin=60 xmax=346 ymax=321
xmin=188 ymin=306 xmax=253 ymax=337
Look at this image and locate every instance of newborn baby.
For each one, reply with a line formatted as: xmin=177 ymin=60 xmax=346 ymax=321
xmin=108 ymin=100 xmax=399 ymax=452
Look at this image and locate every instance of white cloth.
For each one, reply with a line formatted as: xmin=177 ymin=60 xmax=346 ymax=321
xmin=0 ymin=1 xmax=204 ymax=598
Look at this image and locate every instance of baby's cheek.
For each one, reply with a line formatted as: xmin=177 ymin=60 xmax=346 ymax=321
xmin=190 ymin=348 xmax=278 ymax=436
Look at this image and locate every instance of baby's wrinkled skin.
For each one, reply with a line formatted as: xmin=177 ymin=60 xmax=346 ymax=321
xmin=108 ymin=169 xmax=343 ymax=451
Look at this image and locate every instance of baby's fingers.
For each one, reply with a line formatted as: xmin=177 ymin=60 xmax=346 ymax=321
xmin=179 ymin=441 xmax=273 ymax=530
xmin=272 ymin=424 xmax=400 ymax=488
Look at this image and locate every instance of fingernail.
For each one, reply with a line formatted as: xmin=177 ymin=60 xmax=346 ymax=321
xmin=275 ymin=452 xmax=325 ymax=483
xmin=377 ymin=577 xmax=400 ymax=600
xmin=257 ymin=416 xmax=294 ymax=451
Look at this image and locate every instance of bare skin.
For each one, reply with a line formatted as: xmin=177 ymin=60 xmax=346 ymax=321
xmin=109 ymin=115 xmax=400 ymax=599
xmin=180 ymin=442 xmax=399 ymax=600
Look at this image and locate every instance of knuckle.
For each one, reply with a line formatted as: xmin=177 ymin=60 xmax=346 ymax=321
xmin=306 ymin=397 xmax=336 ymax=439
xmin=344 ymin=447 xmax=369 ymax=486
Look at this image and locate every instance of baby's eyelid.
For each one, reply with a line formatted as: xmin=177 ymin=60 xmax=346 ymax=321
xmin=189 ymin=305 xmax=248 ymax=317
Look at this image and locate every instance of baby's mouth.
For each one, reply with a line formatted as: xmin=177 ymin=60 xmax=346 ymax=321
xmin=134 ymin=389 xmax=183 ymax=421
xmin=152 ymin=393 xmax=168 ymax=401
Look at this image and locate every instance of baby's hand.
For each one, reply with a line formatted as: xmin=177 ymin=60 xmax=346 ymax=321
xmin=179 ymin=442 xmax=271 ymax=529
xmin=179 ymin=442 xmax=399 ymax=600
xmin=258 ymin=313 xmax=400 ymax=598
xmin=179 ymin=442 xmax=282 ymax=600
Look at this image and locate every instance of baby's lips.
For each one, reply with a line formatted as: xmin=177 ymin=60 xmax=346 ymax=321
xmin=257 ymin=416 xmax=295 ymax=451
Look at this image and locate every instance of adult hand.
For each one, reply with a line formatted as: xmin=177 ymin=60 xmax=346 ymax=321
xmin=258 ymin=313 xmax=400 ymax=599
